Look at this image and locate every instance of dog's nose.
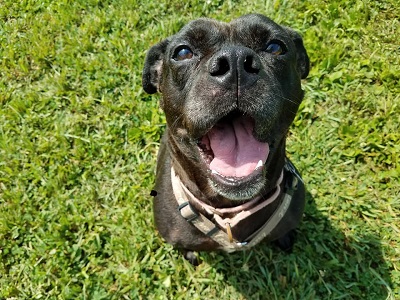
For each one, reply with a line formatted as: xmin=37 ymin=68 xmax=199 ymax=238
xmin=208 ymin=46 xmax=261 ymax=89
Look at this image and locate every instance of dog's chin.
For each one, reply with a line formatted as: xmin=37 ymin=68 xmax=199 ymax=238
xmin=207 ymin=167 xmax=267 ymax=200
xmin=196 ymin=114 xmax=270 ymax=201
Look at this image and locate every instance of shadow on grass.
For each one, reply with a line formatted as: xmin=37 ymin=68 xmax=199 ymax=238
xmin=201 ymin=192 xmax=393 ymax=299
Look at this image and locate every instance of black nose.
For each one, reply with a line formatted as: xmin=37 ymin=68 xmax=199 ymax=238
xmin=208 ymin=46 xmax=261 ymax=89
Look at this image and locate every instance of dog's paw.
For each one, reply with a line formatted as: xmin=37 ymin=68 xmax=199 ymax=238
xmin=275 ymin=230 xmax=297 ymax=253
xmin=183 ymin=250 xmax=200 ymax=266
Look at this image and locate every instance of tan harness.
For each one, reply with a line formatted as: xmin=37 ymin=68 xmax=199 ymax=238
xmin=171 ymin=160 xmax=302 ymax=252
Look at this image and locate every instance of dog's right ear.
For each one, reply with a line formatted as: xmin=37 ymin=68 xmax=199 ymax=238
xmin=142 ymin=39 xmax=170 ymax=94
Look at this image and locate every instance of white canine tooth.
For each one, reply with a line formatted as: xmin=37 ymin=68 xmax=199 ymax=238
xmin=256 ymin=160 xmax=263 ymax=169
xmin=211 ymin=170 xmax=219 ymax=175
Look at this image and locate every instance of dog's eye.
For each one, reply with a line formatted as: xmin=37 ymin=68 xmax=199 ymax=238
xmin=173 ymin=46 xmax=194 ymax=61
xmin=264 ymin=41 xmax=286 ymax=55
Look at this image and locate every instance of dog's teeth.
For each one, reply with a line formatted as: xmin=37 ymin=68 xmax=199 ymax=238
xmin=256 ymin=160 xmax=263 ymax=169
xmin=211 ymin=169 xmax=219 ymax=175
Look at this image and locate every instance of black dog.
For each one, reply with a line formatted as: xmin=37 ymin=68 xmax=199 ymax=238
xmin=142 ymin=14 xmax=309 ymax=264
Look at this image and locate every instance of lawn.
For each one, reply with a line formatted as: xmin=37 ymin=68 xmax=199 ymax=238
xmin=0 ymin=0 xmax=399 ymax=299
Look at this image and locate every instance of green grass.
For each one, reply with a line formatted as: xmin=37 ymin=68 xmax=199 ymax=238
xmin=0 ymin=0 xmax=399 ymax=298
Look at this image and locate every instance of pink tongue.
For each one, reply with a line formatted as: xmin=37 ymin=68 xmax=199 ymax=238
xmin=207 ymin=116 xmax=269 ymax=177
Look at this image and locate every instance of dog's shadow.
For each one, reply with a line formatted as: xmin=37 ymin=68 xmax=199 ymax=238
xmin=200 ymin=192 xmax=393 ymax=299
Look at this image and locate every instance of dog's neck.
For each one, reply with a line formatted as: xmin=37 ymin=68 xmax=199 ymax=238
xmin=171 ymin=166 xmax=284 ymax=227
xmin=169 ymin=159 xmax=301 ymax=249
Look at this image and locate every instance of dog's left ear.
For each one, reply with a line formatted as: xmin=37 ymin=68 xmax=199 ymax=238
xmin=285 ymin=28 xmax=310 ymax=79
xmin=142 ymin=39 xmax=170 ymax=94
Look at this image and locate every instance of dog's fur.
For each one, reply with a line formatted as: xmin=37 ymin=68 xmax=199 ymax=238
xmin=142 ymin=14 xmax=309 ymax=259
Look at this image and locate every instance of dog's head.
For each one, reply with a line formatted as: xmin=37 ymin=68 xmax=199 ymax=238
xmin=143 ymin=14 xmax=309 ymax=202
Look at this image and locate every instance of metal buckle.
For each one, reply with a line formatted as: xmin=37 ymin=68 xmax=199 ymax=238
xmin=236 ymin=242 xmax=248 ymax=247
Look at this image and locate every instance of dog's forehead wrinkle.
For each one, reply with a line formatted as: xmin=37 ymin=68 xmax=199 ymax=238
xmin=228 ymin=23 xmax=281 ymax=52
xmin=177 ymin=18 xmax=228 ymax=44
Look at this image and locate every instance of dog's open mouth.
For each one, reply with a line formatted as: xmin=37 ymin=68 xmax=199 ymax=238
xmin=197 ymin=114 xmax=270 ymax=179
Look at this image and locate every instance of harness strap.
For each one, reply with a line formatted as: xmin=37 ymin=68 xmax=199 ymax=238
xmin=171 ymin=159 xmax=302 ymax=252
xmin=175 ymin=180 xmax=242 ymax=251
